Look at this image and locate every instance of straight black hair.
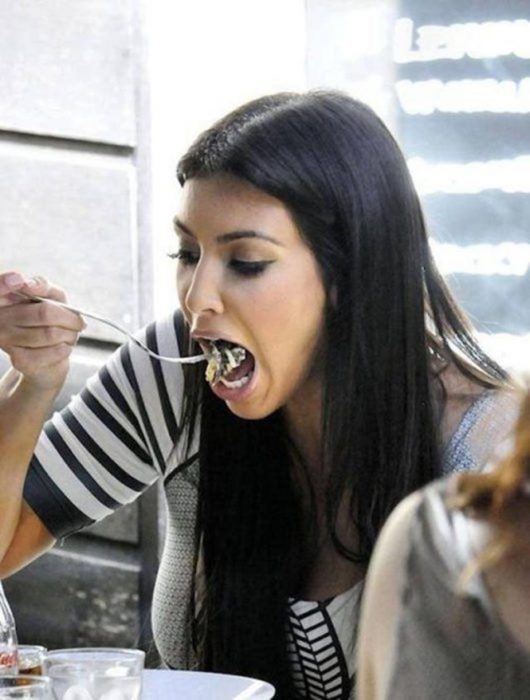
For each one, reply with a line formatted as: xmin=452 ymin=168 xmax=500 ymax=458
xmin=175 ymin=91 xmax=507 ymax=696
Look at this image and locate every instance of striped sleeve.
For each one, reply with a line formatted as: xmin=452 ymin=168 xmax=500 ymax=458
xmin=24 ymin=311 xmax=186 ymax=539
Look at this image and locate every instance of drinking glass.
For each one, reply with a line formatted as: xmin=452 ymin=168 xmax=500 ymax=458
xmin=17 ymin=648 xmax=47 ymax=677
xmin=43 ymin=649 xmax=144 ymax=700
xmin=0 ymin=675 xmax=51 ymax=699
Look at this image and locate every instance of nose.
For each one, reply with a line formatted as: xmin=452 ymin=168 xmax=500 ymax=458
xmin=183 ymin=261 xmax=224 ymax=317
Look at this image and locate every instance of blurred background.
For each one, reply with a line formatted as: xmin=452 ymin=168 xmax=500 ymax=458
xmin=1 ymin=0 xmax=529 ymax=664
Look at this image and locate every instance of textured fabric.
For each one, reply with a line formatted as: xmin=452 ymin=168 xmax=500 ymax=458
xmin=22 ymin=313 xmax=518 ymax=698
xmin=24 ymin=312 xmax=187 ymax=536
xmin=287 ymin=583 xmax=362 ymax=699
xmin=388 ymin=479 xmax=530 ymax=699
xmin=441 ymin=389 xmax=515 ymax=476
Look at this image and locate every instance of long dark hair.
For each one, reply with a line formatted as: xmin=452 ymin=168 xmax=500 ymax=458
xmin=175 ymin=91 xmax=507 ymax=695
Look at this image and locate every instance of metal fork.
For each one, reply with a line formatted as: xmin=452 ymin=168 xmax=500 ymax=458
xmin=15 ymin=292 xmax=206 ymax=365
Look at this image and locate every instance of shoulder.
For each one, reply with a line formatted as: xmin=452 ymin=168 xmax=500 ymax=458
xmin=357 ymin=490 xmax=423 ymax=699
xmin=83 ymin=311 xmax=179 ymax=423
xmin=437 ymin=363 xmax=489 ymax=445
xmin=93 ymin=309 xmax=190 ymax=461
xmin=110 ymin=309 xmax=185 ymax=388
xmin=136 ymin=309 xmax=185 ymax=351
xmin=457 ymin=386 xmax=520 ymax=471
xmin=439 ymin=364 xmax=520 ymax=472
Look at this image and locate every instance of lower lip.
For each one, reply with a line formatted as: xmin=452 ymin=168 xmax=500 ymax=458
xmin=209 ymin=365 xmax=258 ymax=403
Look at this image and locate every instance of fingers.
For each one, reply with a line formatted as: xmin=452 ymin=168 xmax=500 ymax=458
xmin=0 ymin=271 xmax=83 ymax=390
xmin=8 ymin=343 xmax=74 ymax=377
xmin=1 ymin=297 xmax=85 ymax=334
xmin=0 ymin=271 xmax=25 ymax=296
xmin=0 ymin=271 xmax=83 ymax=332
xmin=0 ymin=271 xmax=30 ymax=303
xmin=0 ymin=271 xmax=84 ymax=359
xmin=19 ymin=275 xmax=67 ymax=304
xmin=1 ymin=325 xmax=80 ymax=349
xmin=0 ymin=272 xmax=66 ymax=307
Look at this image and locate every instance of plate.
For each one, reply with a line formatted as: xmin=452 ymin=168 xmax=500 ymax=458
xmin=142 ymin=670 xmax=275 ymax=699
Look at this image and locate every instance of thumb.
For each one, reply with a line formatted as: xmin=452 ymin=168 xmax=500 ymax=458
xmin=0 ymin=271 xmax=26 ymax=297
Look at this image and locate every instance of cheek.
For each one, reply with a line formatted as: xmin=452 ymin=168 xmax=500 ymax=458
xmin=259 ymin=265 xmax=324 ymax=323
xmin=245 ymin=269 xmax=325 ymax=353
xmin=238 ymin=279 xmax=294 ymax=336
xmin=246 ymin=282 xmax=288 ymax=312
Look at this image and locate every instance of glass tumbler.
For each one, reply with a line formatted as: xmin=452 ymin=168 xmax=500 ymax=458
xmin=43 ymin=648 xmax=144 ymax=700
xmin=17 ymin=648 xmax=47 ymax=677
xmin=0 ymin=675 xmax=51 ymax=700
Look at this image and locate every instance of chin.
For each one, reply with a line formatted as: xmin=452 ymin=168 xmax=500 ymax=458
xmin=225 ymin=401 xmax=276 ymax=421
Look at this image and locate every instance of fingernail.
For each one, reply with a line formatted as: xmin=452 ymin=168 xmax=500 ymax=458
xmin=5 ymin=273 xmax=24 ymax=288
xmin=25 ymin=278 xmax=39 ymax=288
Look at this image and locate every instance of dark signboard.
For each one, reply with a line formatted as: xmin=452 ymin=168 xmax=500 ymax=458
xmin=394 ymin=0 xmax=530 ymax=355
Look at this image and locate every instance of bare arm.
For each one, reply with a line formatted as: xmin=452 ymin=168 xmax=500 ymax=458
xmin=0 ymin=272 xmax=84 ymax=575
xmin=0 ymin=370 xmax=57 ymax=574
xmin=357 ymin=491 xmax=421 ymax=700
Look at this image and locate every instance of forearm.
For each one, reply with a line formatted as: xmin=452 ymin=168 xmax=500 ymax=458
xmin=0 ymin=369 xmax=60 ymax=562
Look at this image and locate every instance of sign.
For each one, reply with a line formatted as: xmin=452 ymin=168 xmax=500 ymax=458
xmin=394 ymin=1 xmax=530 ymax=367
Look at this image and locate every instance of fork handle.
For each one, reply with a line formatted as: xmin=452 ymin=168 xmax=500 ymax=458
xmin=13 ymin=292 xmax=206 ymax=365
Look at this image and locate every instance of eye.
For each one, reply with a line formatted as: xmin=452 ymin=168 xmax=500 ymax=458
xmin=167 ymin=250 xmax=199 ymax=266
xmin=229 ymin=260 xmax=274 ymax=277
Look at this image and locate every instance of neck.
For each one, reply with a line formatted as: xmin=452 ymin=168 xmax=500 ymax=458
xmin=282 ymin=380 xmax=323 ymax=474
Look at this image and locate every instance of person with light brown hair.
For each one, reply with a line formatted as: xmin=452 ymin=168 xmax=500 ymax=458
xmin=357 ymin=378 xmax=530 ymax=699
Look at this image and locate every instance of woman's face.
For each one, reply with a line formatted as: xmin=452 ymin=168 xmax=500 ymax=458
xmin=174 ymin=174 xmax=326 ymax=420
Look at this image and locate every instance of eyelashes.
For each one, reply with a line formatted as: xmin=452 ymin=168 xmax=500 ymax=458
xmin=229 ymin=260 xmax=273 ymax=277
xmin=167 ymin=251 xmax=274 ymax=278
xmin=167 ymin=250 xmax=198 ymax=265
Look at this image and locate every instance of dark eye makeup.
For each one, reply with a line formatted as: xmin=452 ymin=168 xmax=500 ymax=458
xmin=167 ymin=250 xmax=199 ymax=265
xmin=167 ymin=251 xmax=274 ymax=278
xmin=229 ymin=260 xmax=274 ymax=276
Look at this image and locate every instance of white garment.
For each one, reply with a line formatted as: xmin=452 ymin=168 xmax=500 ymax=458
xmin=287 ymin=583 xmax=362 ymax=699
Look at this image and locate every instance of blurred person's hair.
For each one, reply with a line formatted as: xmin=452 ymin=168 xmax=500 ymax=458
xmin=453 ymin=377 xmax=530 ymax=573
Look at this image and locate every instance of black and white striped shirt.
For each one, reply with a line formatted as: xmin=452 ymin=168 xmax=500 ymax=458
xmin=24 ymin=312 xmax=187 ymax=537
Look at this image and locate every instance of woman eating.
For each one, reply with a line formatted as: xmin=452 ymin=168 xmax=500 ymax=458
xmin=0 ymin=91 xmax=518 ymax=699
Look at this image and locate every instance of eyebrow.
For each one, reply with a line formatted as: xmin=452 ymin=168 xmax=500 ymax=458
xmin=173 ymin=217 xmax=283 ymax=247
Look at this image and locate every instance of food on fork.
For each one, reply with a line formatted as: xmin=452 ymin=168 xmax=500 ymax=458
xmin=205 ymin=341 xmax=247 ymax=385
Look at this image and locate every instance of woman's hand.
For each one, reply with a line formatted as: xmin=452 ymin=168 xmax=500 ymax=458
xmin=0 ymin=272 xmax=86 ymax=392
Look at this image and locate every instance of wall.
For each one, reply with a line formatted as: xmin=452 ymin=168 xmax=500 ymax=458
xmin=0 ymin=0 xmax=306 ymax=664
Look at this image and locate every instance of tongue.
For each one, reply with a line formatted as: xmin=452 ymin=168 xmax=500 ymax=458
xmin=223 ymin=353 xmax=255 ymax=382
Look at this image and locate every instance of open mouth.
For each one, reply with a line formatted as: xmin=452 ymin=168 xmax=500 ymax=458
xmin=204 ymin=340 xmax=256 ymax=389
